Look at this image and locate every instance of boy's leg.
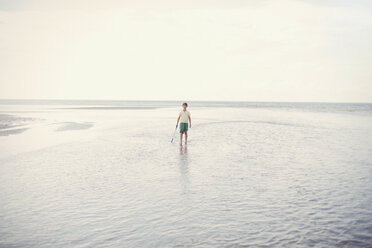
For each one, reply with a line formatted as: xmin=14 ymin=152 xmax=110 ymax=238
xmin=180 ymin=132 xmax=183 ymax=144
xmin=185 ymin=131 xmax=188 ymax=144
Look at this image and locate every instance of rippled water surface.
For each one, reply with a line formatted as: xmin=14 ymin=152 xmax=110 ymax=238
xmin=0 ymin=101 xmax=371 ymax=247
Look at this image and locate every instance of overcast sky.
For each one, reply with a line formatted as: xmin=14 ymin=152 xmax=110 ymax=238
xmin=0 ymin=0 xmax=371 ymax=102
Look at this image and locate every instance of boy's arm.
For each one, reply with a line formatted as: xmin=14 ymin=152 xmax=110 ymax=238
xmin=176 ymin=116 xmax=180 ymax=127
xmin=188 ymin=115 xmax=191 ymax=128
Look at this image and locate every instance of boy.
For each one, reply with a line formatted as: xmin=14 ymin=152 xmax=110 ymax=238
xmin=176 ymin=103 xmax=191 ymax=145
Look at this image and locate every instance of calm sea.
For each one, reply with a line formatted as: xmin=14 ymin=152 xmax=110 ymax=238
xmin=0 ymin=100 xmax=371 ymax=247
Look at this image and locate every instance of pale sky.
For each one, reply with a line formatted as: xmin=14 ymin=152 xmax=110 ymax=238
xmin=0 ymin=0 xmax=371 ymax=102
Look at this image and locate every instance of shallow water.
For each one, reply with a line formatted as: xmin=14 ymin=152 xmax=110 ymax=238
xmin=0 ymin=101 xmax=372 ymax=247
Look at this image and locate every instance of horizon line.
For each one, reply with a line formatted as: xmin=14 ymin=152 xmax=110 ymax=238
xmin=0 ymin=98 xmax=371 ymax=104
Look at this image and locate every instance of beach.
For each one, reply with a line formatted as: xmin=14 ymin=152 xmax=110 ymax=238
xmin=0 ymin=100 xmax=371 ymax=247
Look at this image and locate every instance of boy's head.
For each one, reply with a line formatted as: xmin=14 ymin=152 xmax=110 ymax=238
xmin=182 ymin=102 xmax=188 ymax=110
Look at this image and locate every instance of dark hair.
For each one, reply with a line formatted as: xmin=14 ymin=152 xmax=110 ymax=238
xmin=182 ymin=102 xmax=188 ymax=107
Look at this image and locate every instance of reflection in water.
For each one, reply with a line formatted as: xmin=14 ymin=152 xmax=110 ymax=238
xmin=178 ymin=145 xmax=190 ymax=195
xmin=179 ymin=144 xmax=188 ymax=156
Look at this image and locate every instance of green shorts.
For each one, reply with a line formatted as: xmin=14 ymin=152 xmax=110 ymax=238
xmin=179 ymin=123 xmax=188 ymax=133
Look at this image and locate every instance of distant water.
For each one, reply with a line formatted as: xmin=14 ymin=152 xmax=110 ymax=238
xmin=0 ymin=100 xmax=371 ymax=247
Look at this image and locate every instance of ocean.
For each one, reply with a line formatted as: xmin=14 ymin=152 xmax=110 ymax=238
xmin=0 ymin=100 xmax=371 ymax=247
